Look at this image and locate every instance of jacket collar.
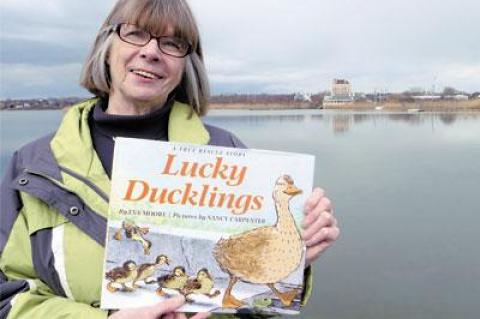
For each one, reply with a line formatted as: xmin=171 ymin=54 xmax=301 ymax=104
xmin=49 ymin=98 xmax=210 ymax=198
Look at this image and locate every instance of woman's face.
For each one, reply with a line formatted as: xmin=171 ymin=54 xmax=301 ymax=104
xmin=107 ymin=25 xmax=186 ymax=113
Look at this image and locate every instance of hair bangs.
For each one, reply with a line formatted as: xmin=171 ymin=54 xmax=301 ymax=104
xmin=109 ymin=0 xmax=198 ymax=49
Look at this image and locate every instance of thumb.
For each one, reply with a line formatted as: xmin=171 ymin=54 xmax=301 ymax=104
xmin=155 ymin=295 xmax=186 ymax=315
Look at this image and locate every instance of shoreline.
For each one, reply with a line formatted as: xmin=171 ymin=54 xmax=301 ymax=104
xmin=2 ymin=100 xmax=480 ymax=112
xmin=209 ymin=100 xmax=480 ymax=112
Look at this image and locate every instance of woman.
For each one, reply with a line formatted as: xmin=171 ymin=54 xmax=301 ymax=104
xmin=0 ymin=0 xmax=339 ymax=318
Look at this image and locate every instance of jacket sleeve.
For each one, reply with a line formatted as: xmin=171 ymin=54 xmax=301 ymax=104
xmin=300 ymin=265 xmax=314 ymax=306
xmin=0 ymin=153 xmax=108 ymax=319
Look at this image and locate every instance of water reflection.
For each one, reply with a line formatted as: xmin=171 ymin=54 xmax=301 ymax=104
xmin=387 ymin=113 xmax=426 ymax=124
xmin=439 ymin=113 xmax=457 ymax=124
xmin=208 ymin=114 xmax=306 ymax=123
xmin=206 ymin=112 xmax=479 ymax=136
xmin=352 ymin=114 xmax=370 ymax=124
xmin=332 ymin=115 xmax=351 ymax=135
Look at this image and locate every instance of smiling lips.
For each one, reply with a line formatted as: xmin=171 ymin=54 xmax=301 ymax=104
xmin=129 ymin=68 xmax=163 ymax=80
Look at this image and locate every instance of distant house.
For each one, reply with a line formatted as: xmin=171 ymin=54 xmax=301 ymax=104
xmin=453 ymin=94 xmax=468 ymax=101
xmin=440 ymin=95 xmax=469 ymax=101
xmin=323 ymin=79 xmax=354 ymax=107
xmin=293 ymin=92 xmax=312 ymax=102
xmin=412 ymin=95 xmax=441 ymax=101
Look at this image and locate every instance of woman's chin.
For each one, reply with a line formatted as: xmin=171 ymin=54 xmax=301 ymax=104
xmin=126 ymin=91 xmax=168 ymax=106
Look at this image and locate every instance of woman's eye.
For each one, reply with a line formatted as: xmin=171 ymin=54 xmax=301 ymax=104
xmin=126 ymin=31 xmax=145 ymax=38
xmin=163 ymin=39 xmax=181 ymax=49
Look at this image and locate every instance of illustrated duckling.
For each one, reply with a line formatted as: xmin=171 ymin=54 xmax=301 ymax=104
xmin=105 ymin=260 xmax=138 ymax=293
xmin=132 ymin=255 xmax=170 ymax=288
xmin=156 ymin=266 xmax=189 ymax=296
xmin=181 ymin=268 xmax=220 ymax=298
xmin=213 ymin=175 xmax=304 ymax=308
xmin=113 ymin=219 xmax=152 ymax=255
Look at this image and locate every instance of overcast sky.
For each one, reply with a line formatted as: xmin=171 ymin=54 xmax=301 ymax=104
xmin=1 ymin=0 xmax=479 ymax=98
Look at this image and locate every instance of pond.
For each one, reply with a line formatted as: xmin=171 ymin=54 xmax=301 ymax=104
xmin=1 ymin=109 xmax=479 ymax=319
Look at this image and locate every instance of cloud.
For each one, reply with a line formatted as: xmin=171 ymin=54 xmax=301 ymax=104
xmin=0 ymin=63 xmax=88 ymax=98
xmin=192 ymin=0 xmax=480 ymax=93
xmin=1 ymin=39 xmax=87 ymax=65
xmin=0 ymin=0 xmax=479 ymax=97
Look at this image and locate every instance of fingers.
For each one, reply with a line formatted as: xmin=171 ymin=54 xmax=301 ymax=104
xmin=304 ymin=225 xmax=341 ymax=265
xmin=170 ymin=312 xmax=210 ymax=319
xmin=304 ymin=188 xmax=325 ymax=211
xmin=304 ymin=188 xmax=331 ymax=213
xmin=305 ymin=241 xmax=332 ymax=265
xmin=107 ymin=296 xmax=187 ymax=319
xmin=306 ymin=225 xmax=340 ymax=247
xmin=155 ymin=295 xmax=186 ymax=315
xmin=189 ymin=312 xmax=211 ymax=319
xmin=303 ymin=198 xmax=331 ymax=226
xmin=302 ymin=189 xmax=340 ymax=266
xmin=302 ymin=211 xmax=335 ymax=241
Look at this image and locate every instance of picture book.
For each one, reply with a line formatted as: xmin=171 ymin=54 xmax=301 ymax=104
xmin=100 ymin=138 xmax=315 ymax=315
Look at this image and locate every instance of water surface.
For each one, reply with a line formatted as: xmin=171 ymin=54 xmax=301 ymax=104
xmin=1 ymin=109 xmax=479 ymax=319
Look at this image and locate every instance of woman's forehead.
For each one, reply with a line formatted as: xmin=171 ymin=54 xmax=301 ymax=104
xmin=115 ymin=6 xmax=192 ymax=39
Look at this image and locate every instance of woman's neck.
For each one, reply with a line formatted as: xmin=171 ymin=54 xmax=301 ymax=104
xmin=106 ymin=94 xmax=167 ymax=116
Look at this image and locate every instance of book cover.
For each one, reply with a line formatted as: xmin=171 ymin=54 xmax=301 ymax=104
xmin=100 ymin=137 xmax=315 ymax=315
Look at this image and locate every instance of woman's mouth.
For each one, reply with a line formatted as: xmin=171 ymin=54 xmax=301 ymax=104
xmin=129 ymin=68 xmax=163 ymax=80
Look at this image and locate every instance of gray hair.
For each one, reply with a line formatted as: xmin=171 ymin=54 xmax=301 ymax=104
xmin=79 ymin=0 xmax=209 ymax=115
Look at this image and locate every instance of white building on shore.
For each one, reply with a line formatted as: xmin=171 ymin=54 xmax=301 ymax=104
xmin=323 ymin=79 xmax=354 ymax=107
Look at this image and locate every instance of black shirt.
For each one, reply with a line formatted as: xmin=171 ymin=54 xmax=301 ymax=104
xmin=88 ymin=98 xmax=173 ymax=178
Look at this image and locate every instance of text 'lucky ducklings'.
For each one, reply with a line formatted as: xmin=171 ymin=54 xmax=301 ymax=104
xmin=122 ymin=153 xmax=264 ymax=214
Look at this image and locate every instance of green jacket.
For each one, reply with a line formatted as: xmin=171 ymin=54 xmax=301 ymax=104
xmin=0 ymin=100 xmax=312 ymax=319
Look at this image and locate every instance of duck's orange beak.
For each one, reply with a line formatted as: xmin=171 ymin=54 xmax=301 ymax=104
xmin=284 ymin=184 xmax=302 ymax=196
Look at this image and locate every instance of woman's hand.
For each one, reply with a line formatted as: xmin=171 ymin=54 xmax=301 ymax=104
xmin=302 ymin=187 xmax=340 ymax=267
xmin=108 ymin=295 xmax=210 ymax=319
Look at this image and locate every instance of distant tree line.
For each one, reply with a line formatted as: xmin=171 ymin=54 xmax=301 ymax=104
xmin=2 ymin=88 xmax=478 ymax=110
xmin=209 ymin=93 xmax=326 ymax=104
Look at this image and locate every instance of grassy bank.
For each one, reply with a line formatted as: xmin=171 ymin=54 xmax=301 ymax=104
xmin=209 ymin=99 xmax=480 ymax=111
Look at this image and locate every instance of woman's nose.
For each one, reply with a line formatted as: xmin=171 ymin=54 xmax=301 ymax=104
xmin=139 ymin=38 xmax=163 ymax=61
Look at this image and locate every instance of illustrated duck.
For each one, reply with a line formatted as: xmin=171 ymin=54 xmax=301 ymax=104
xmin=113 ymin=219 xmax=152 ymax=255
xmin=105 ymin=260 xmax=138 ymax=293
xmin=181 ymin=268 xmax=220 ymax=298
xmin=133 ymin=254 xmax=170 ymax=288
xmin=156 ymin=266 xmax=189 ymax=296
xmin=213 ymin=175 xmax=304 ymax=308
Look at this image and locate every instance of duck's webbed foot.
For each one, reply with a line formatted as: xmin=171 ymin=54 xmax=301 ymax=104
xmin=122 ymin=284 xmax=135 ymax=292
xmin=278 ymin=289 xmax=299 ymax=306
xmin=106 ymin=282 xmax=118 ymax=293
xmin=222 ymin=276 xmax=244 ymax=308
xmin=222 ymin=293 xmax=244 ymax=308
xmin=268 ymin=284 xmax=299 ymax=307
xmin=113 ymin=229 xmax=123 ymax=240
xmin=156 ymin=287 xmax=167 ymax=296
